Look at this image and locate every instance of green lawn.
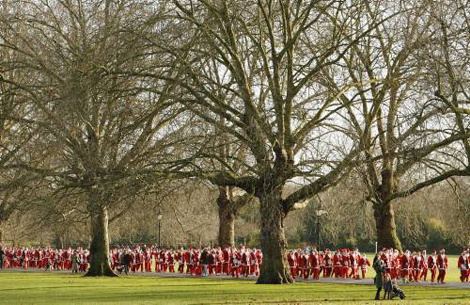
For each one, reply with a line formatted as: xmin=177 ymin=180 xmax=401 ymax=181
xmin=0 ymin=272 xmax=468 ymax=305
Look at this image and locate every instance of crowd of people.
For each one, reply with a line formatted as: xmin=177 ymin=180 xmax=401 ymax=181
xmin=0 ymin=245 xmax=468 ymax=284
xmin=371 ymin=248 xmax=470 ymax=284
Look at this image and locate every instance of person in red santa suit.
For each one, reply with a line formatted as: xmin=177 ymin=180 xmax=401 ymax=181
xmin=194 ymin=249 xmax=202 ymax=276
xmin=323 ymin=249 xmax=333 ymax=277
xmin=413 ymin=251 xmax=424 ymax=282
xmin=408 ymin=252 xmax=415 ymax=282
xmin=399 ymin=250 xmax=411 ymax=283
xmin=381 ymin=249 xmax=392 ymax=277
xmin=349 ymin=249 xmax=359 ymax=279
xmin=436 ymin=249 xmax=448 ymax=284
xmin=144 ymin=248 xmax=152 ymax=272
xmin=249 ymin=249 xmax=258 ymax=276
xmin=256 ymin=249 xmax=263 ymax=271
xmin=175 ymin=248 xmax=183 ymax=273
xmin=296 ymin=250 xmax=305 ymax=279
xmin=59 ymin=249 xmax=65 ymax=270
xmin=390 ymin=249 xmax=399 ymax=280
xmin=420 ymin=250 xmax=428 ymax=282
xmin=216 ymin=248 xmax=223 ymax=275
xmin=230 ymin=249 xmax=241 ymax=278
xmin=209 ymin=250 xmax=218 ymax=275
xmin=341 ymin=250 xmax=350 ymax=278
xmin=300 ymin=251 xmax=309 ymax=279
xmin=183 ymin=248 xmax=191 ymax=274
xmin=222 ymin=247 xmax=230 ymax=275
xmin=458 ymin=250 xmax=469 ymax=283
xmin=159 ymin=250 xmax=167 ymax=272
xmin=167 ymin=250 xmax=175 ymax=273
xmin=287 ymin=251 xmax=297 ymax=279
xmin=311 ymin=250 xmax=320 ymax=280
xmin=240 ymin=250 xmax=250 ymax=277
xmin=333 ymin=250 xmax=342 ymax=278
xmin=427 ymin=250 xmax=438 ymax=283
xmin=22 ymin=248 xmax=29 ymax=270
xmin=137 ymin=249 xmax=145 ymax=272
xmin=359 ymin=254 xmax=370 ymax=279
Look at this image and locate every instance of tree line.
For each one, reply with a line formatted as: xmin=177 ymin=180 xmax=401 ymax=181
xmin=0 ymin=0 xmax=469 ymax=283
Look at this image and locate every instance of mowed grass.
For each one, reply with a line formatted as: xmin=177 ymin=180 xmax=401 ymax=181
xmin=0 ymin=272 xmax=468 ymax=305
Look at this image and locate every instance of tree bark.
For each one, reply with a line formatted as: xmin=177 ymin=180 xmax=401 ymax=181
xmin=256 ymin=188 xmax=293 ymax=284
xmin=217 ymin=192 xmax=236 ymax=247
xmin=374 ymin=201 xmax=403 ymax=252
xmin=85 ymin=204 xmax=117 ymax=277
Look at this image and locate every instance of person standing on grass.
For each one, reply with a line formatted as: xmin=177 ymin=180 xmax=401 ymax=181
xmin=123 ymin=250 xmax=132 ymax=275
xmin=373 ymin=252 xmax=386 ymax=300
xmin=436 ymin=249 xmax=448 ymax=284
xmin=427 ymin=250 xmax=438 ymax=283
xmin=359 ymin=254 xmax=370 ymax=279
xmin=200 ymin=247 xmax=210 ymax=277
xmin=458 ymin=250 xmax=469 ymax=283
xmin=72 ymin=251 xmax=79 ymax=274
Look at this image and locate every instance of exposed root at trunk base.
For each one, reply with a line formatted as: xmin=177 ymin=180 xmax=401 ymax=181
xmin=256 ymin=270 xmax=294 ymax=284
xmin=85 ymin=265 xmax=119 ymax=277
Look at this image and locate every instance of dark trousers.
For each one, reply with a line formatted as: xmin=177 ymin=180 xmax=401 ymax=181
xmin=375 ymin=287 xmax=382 ymax=300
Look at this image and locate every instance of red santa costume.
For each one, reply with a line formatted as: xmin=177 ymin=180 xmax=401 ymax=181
xmin=287 ymin=252 xmax=296 ymax=279
xmin=249 ymin=251 xmax=259 ymax=276
xmin=399 ymin=251 xmax=410 ymax=282
xmin=359 ymin=254 xmax=370 ymax=279
xmin=420 ymin=251 xmax=428 ymax=282
xmin=341 ymin=250 xmax=350 ymax=278
xmin=167 ymin=251 xmax=175 ymax=273
xmin=427 ymin=251 xmax=438 ymax=283
xmin=458 ymin=251 xmax=469 ymax=283
xmin=333 ymin=251 xmax=342 ymax=278
xmin=350 ymin=251 xmax=359 ymax=279
xmin=413 ymin=252 xmax=424 ymax=282
xmin=323 ymin=250 xmax=333 ymax=277
xmin=222 ymin=247 xmax=230 ymax=275
xmin=311 ymin=251 xmax=320 ymax=280
xmin=436 ymin=249 xmax=448 ymax=284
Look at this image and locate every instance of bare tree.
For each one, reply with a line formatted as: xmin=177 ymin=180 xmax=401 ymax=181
xmin=327 ymin=0 xmax=470 ymax=251
xmin=157 ymin=0 xmax=393 ymax=283
xmin=0 ymin=0 xmax=189 ymax=276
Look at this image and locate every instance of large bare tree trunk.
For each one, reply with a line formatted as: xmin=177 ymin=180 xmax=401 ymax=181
xmin=217 ymin=192 xmax=235 ymax=247
xmin=257 ymin=188 xmax=293 ymax=284
xmin=85 ymin=204 xmax=117 ymax=277
xmin=217 ymin=187 xmax=251 ymax=247
xmin=374 ymin=201 xmax=402 ymax=252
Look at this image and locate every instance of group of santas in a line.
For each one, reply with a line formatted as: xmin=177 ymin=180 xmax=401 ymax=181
xmin=287 ymin=248 xmax=371 ymax=280
xmin=375 ymin=248 xmax=470 ymax=284
xmin=1 ymin=245 xmax=468 ymax=283
xmin=0 ymin=246 xmax=90 ymax=272
xmin=110 ymin=245 xmax=262 ymax=277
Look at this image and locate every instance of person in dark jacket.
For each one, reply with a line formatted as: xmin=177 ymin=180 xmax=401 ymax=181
xmin=123 ymin=250 xmax=132 ymax=275
xmin=201 ymin=248 xmax=210 ymax=276
xmin=373 ymin=252 xmax=386 ymax=300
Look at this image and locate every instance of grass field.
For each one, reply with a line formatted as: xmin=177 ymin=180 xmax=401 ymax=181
xmin=0 ymin=272 xmax=468 ymax=305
